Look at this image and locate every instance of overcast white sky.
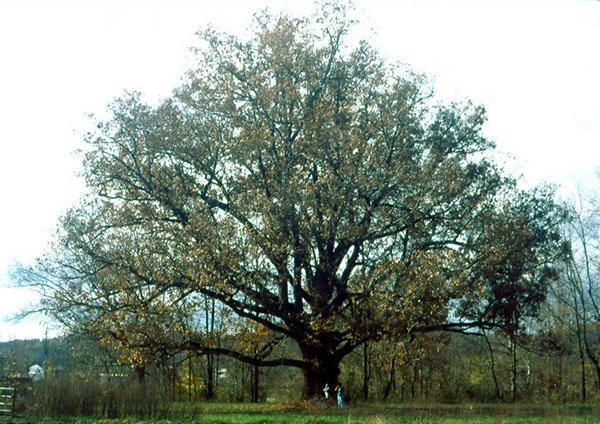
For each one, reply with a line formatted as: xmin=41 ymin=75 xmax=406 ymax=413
xmin=0 ymin=0 xmax=599 ymax=341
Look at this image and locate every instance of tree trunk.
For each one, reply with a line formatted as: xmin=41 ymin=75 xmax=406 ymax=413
xmin=483 ymin=331 xmax=502 ymax=400
xmin=509 ymin=311 xmax=519 ymax=404
xmin=578 ymin=332 xmax=587 ymax=403
xmin=510 ymin=332 xmax=517 ymax=403
xmin=134 ymin=364 xmax=146 ymax=385
xmin=362 ymin=341 xmax=370 ymax=402
xmin=382 ymin=357 xmax=396 ymax=401
xmin=419 ymin=366 xmax=424 ymax=401
xmin=400 ymin=379 xmax=405 ymax=402
xmin=134 ymin=364 xmax=147 ymax=400
xmin=205 ymin=353 xmax=214 ymax=400
xmin=558 ymin=354 xmax=563 ymax=401
xmin=411 ymin=365 xmax=417 ymax=401
xmin=205 ymin=295 xmax=216 ymax=400
xmin=299 ymin=346 xmax=341 ymax=400
xmin=572 ymin=285 xmax=587 ymax=402
xmin=188 ymin=356 xmax=193 ymax=401
xmin=251 ymin=363 xmax=260 ymax=402
xmin=425 ymin=365 xmax=432 ymax=402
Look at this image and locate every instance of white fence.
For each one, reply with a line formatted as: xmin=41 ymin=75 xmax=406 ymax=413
xmin=0 ymin=387 xmax=15 ymax=418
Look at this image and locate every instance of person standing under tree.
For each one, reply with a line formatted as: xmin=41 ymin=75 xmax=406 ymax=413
xmin=323 ymin=383 xmax=330 ymax=400
xmin=335 ymin=384 xmax=345 ymax=407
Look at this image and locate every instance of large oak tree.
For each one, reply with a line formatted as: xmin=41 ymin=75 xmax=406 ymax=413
xmin=21 ymin=3 xmax=565 ymax=398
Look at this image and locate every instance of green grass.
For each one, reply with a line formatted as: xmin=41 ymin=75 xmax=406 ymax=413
xmin=19 ymin=402 xmax=600 ymax=423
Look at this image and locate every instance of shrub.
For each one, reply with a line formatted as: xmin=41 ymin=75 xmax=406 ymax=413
xmin=29 ymin=374 xmax=171 ymax=418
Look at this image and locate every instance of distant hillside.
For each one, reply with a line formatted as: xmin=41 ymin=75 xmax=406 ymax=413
xmin=0 ymin=336 xmax=80 ymax=378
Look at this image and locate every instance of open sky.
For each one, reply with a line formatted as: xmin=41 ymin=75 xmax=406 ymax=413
xmin=0 ymin=0 xmax=599 ymax=341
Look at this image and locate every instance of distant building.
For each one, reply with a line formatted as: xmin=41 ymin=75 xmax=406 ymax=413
xmin=27 ymin=364 xmax=44 ymax=381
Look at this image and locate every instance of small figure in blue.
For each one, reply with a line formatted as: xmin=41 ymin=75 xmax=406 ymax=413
xmin=335 ymin=383 xmax=345 ymax=408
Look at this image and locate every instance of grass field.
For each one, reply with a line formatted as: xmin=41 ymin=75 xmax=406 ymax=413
xmin=15 ymin=402 xmax=600 ymax=423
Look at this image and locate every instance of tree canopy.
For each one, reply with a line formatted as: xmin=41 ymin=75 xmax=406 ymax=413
xmin=20 ymin=2 xmax=566 ymax=398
